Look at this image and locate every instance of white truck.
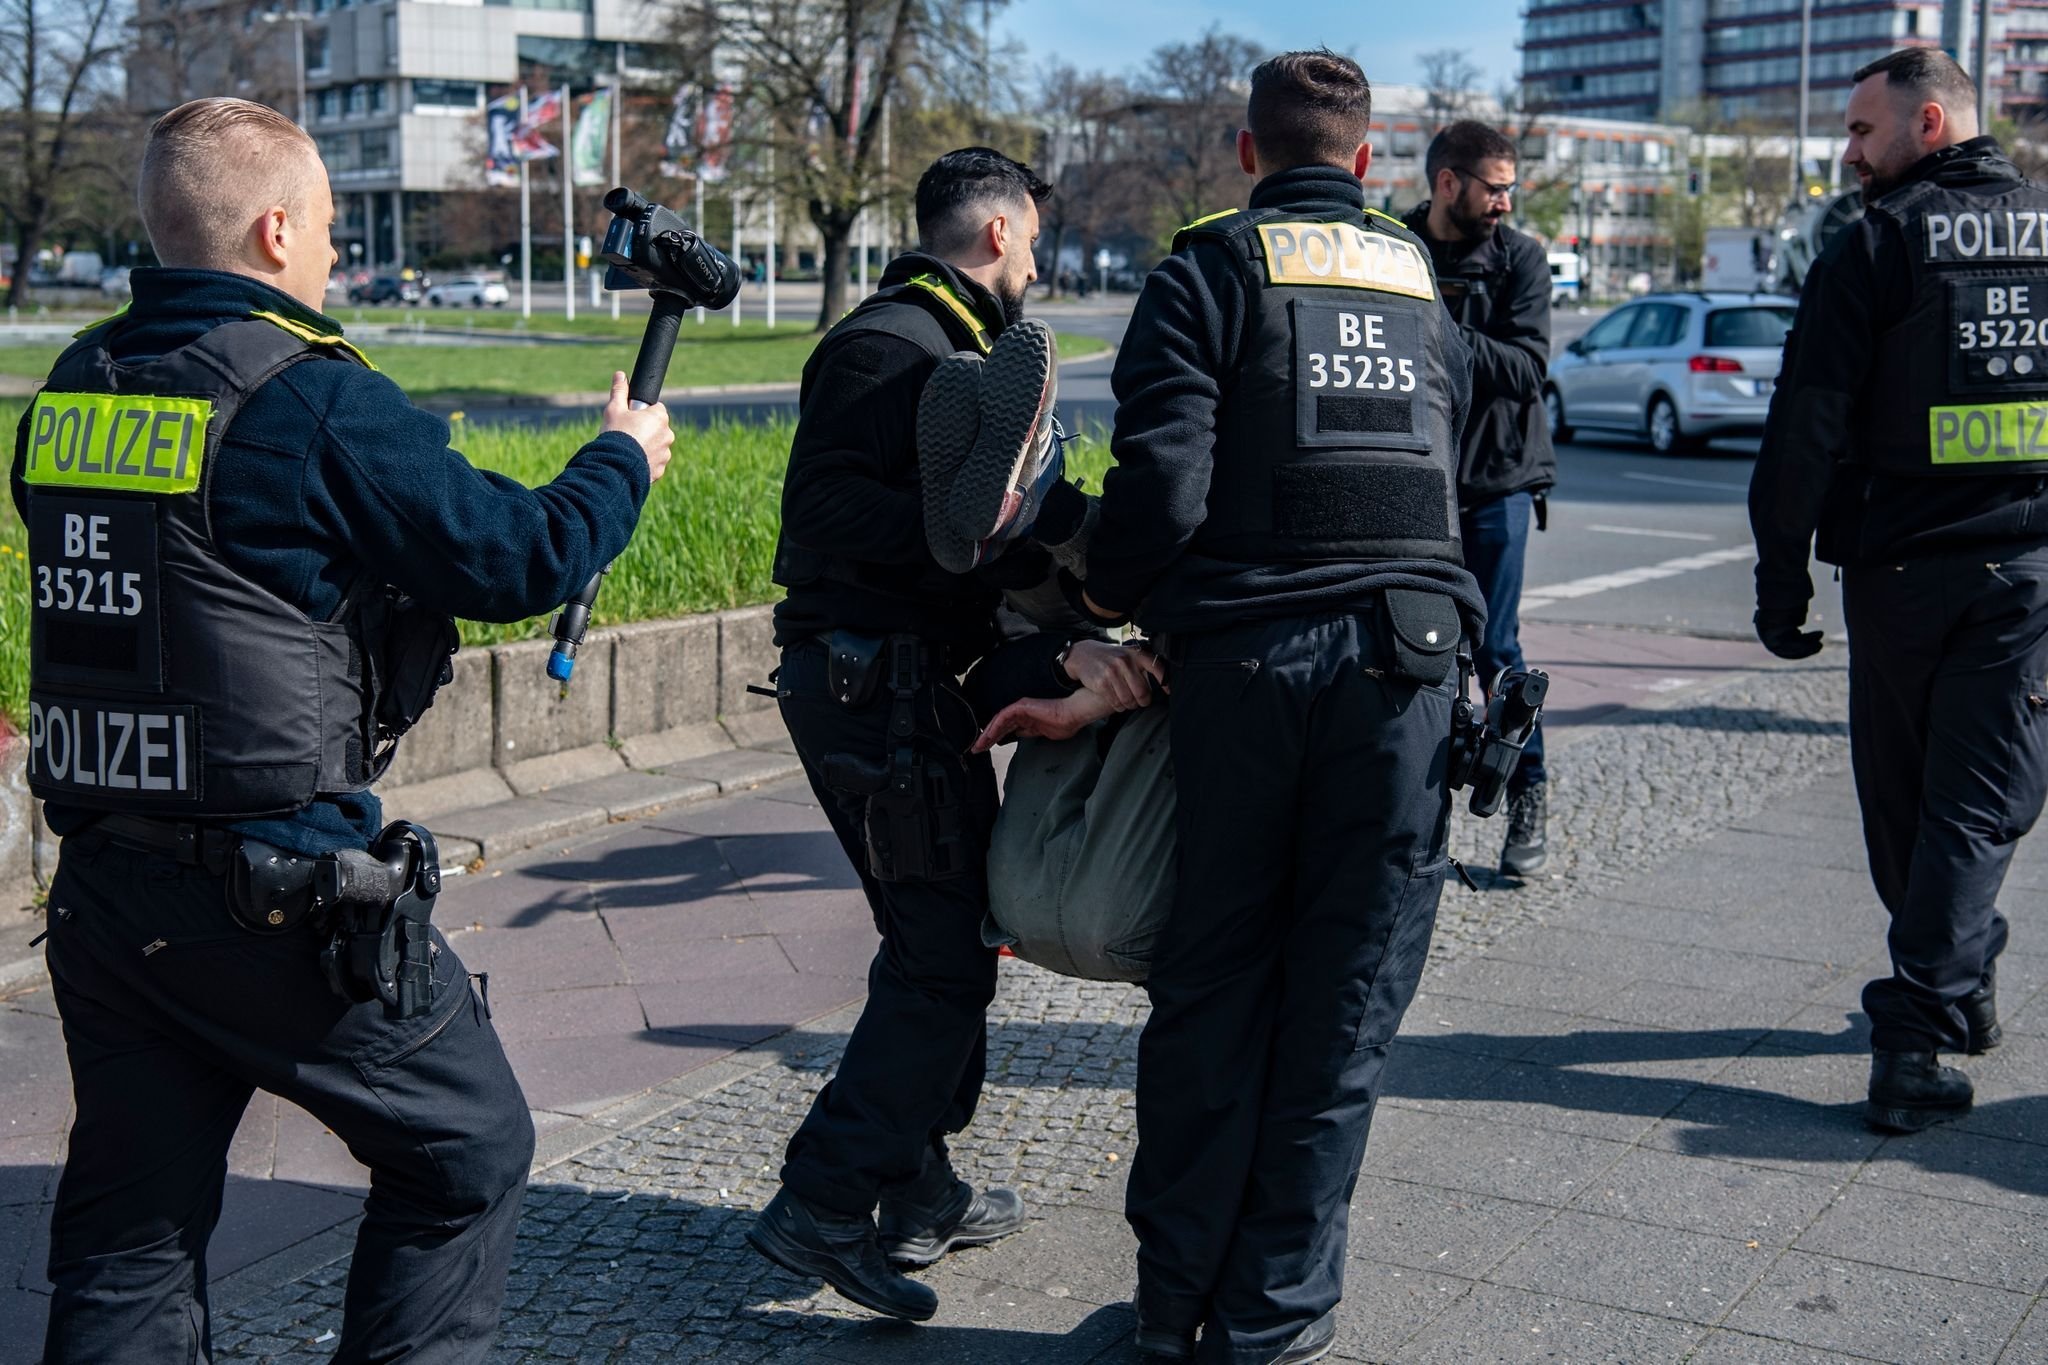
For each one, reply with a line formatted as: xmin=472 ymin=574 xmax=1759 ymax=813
xmin=1546 ymin=251 xmax=1583 ymax=304
xmin=1702 ymin=227 xmax=1777 ymax=293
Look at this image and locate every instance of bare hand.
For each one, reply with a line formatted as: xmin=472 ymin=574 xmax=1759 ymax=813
xmin=1060 ymin=639 xmax=1166 ymax=711
xmin=971 ymin=689 xmax=1118 ymax=752
xmin=602 ymin=371 xmax=675 ymax=483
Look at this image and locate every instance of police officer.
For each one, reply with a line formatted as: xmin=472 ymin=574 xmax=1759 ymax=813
xmin=1405 ymin=121 xmax=1557 ymax=877
xmin=746 ymin=148 xmax=1065 ymax=1320
xmin=1078 ymin=52 xmax=1481 ymax=1364
xmin=20 ymin=99 xmax=672 ymax=1360
xmin=1750 ymin=48 xmax=2048 ymax=1133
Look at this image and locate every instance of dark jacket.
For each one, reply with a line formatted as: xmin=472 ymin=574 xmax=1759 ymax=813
xmin=769 ymin=253 xmax=1009 ymax=651
xmin=1404 ymin=206 xmax=1556 ymax=506
xmin=10 ymin=268 xmax=649 ymax=853
xmin=1750 ymin=137 xmax=2048 ymax=614
xmin=1085 ymin=166 xmax=1484 ymax=634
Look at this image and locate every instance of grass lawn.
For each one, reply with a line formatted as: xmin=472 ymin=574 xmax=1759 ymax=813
xmin=0 ymin=401 xmax=1115 ymax=726
xmin=0 ymin=325 xmax=1109 ymax=398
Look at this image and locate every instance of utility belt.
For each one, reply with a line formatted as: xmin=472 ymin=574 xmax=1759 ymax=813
xmin=92 ymin=813 xmax=446 ymax=1018
xmin=790 ymin=629 xmax=975 ymax=884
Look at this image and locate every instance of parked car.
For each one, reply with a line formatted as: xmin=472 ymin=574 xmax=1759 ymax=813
xmin=98 ymin=267 xmax=133 ymax=299
xmin=1544 ymin=292 xmax=1797 ymax=454
xmin=349 ymin=274 xmax=421 ymax=305
xmin=423 ymin=274 xmax=510 ymax=308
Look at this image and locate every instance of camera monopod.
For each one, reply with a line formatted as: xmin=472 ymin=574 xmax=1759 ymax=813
xmin=546 ymin=186 xmax=743 ymax=692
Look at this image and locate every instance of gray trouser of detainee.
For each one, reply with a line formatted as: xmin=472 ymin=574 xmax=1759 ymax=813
xmin=985 ymin=704 xmax=1177 ymax=981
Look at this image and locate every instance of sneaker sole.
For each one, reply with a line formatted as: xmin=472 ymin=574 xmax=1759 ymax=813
xmin=882 ymin=1210 xmax=1029 ymax=1267
xmin=1500 ymin=849 xmax=1548 ymax=877
xmin=917 ymin=352 xmax=987 ymax=574
xmin=1866 ymin=1099 xmax=1972 ymax=1134
xmin=746 ymin=1220 xmax=938 ymax=1321
xmin=939 ymin=322 xmax=1057 ymax=573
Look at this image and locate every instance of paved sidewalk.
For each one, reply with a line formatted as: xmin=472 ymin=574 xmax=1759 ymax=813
xmin=5 ymin=636 xmax=2043 ymax=1361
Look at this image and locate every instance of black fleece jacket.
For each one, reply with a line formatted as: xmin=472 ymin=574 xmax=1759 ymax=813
xmin=12 ymin=269 xmax=649 ymax=854
xmin=1751 ymin=138 xmax=2048 ymax=613
xmin=1405 ymin=207 xmax=1556 ymax=506
xmin=1086 ymin=166 xmax=1485 ymax=634
xmin=770 ymin=253 xmax=1009 ymax=651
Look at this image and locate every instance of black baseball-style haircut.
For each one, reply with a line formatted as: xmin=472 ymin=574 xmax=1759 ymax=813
xmin=1246 ymin=49 xmax=1373 ymax=172
xmin=1423 ymin=120 xmax=1520 ymax=187
xmin=1852 ymin=46 xmax=1979 ymax=113
xmin=915 ymin=147 xmax=1053 ymax=257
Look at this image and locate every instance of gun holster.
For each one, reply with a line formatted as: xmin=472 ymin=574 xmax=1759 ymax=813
xmin=226 ymin=839 xmax=321 ymax=934
xmin=821 ymin=635 xmax=970 ymax=884
xmin=315 ymin=821 xmax=444 ymax=1018
xmin=1448 ymin=655 xmax=1550 ymax=819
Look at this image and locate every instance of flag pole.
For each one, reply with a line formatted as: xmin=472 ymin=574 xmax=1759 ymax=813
xmin=766 ymin=146 xmax=777 ymax=329
xmin=733 ymin=175 xmax=742 ymax=327
xmin=520 ymin=84 xmax=532 ymax=320
xmin=562 ymin=84 xmax=575 ymax=323
xmin=610 ymin=46 xmax=623 ymax=321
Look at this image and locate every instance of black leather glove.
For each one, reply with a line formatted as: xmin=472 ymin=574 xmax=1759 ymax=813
xmin=1754 ymin=606 xmax=1824 ymax=659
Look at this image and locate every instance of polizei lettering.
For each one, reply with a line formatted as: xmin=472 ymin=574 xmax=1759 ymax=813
xmin=1924 ymin=210 xmax=2048 ymax=261
xmin=1257 ymin=222 xmax=1437 ymax=301
xmin=22 ymin=393 xmax=213 ymax=493
xmin=27 ymin=699 xmax=195 ymax=795
xmin=1929 ymin=401 xmax=2048 ymax=465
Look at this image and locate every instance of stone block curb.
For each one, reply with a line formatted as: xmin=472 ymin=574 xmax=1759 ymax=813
xmin=661 ymin=748 xmax=805 ymax=795
xmin=429 ymin=797 xmax=610 ymax=861
xmin=536 ymin=770 xmax=720 ymax=822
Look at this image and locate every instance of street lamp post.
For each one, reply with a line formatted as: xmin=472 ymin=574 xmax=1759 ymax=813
xmin=261 ymin=10 xmax=314 ymax=128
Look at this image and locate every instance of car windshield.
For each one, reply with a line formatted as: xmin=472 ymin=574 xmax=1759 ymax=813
xmin=1705 ymin=307 xmax=1796 ymax=349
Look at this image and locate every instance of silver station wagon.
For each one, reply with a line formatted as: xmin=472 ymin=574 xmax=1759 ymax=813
xmin=1545 ymin=292 xmax=1798 ymax=454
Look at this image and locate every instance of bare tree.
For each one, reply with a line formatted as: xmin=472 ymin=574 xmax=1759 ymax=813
xmin=1124 ymin=27 xmax=1263 ymax=242
xmin=0 ymin=0 xmax=125 ymax=307
xmin=1033 ymin=59 xmax=1134 ymax=296
xmin=1418 ymin=48 xmax=1484 ymax=132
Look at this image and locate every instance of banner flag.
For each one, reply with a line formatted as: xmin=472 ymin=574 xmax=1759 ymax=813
xmin=485 ymin=93 xmax=521 ymax=186
xmin=573 ymin=89 xmax=612 ymax=186
xmin=513 ymin=89 xmax=564 ymax=160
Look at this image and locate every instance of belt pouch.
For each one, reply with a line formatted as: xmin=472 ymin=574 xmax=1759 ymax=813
xmin=1383 ymin=589 xmax=1462 ymax=687
xmin=227 ymin=838 xmax=320 ymax=933
xmin=828 ymin=629 xmax=887 ymax=707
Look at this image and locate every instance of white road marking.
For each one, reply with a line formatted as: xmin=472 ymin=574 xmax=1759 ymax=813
xmin=1620 ymin=471 xmax=1750 ymax=492
xmin=1584 ymin=524 xmax=1718 ymax=542
xmin=1522 ymin=543 xmax=1757 ymax=612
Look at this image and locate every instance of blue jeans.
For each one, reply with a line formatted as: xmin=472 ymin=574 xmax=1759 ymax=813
xmin=1460 ymin=491 xmax=1547 ymax=795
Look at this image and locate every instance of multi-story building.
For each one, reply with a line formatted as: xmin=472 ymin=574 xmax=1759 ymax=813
xmin=1524 ymin=0 xmax=2042 ymax=129
xmin=129 ymin=0 xmax=669 ymax=270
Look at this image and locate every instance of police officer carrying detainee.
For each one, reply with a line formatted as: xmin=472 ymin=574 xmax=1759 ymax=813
xmin=1077 ymin=51 xmax=1480 ymax=1363
xmin=748 ymin=147 xmax=1148 ymax=1319
xmin=1749 ymin=48 xmax=2048 ymax=1133
xmin=20 ymin=99 xmax=674 ymax=1360
xmin=1406 ymin=121 xmax=1557 ymax=877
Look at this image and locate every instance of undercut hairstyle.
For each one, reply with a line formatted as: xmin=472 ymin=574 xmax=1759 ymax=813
xmin=1853 ymin=46 xmax=1979 ymax=113
xmin=915 ymin=148 xmax=1053 ymax=257
xmin=139 ymin=98 xmax=321 ymax=268
xmin=1424 ymin=120 xmax=1520 ymax=187
xmin=1246 ymin=49 xmax=1372 ymax=173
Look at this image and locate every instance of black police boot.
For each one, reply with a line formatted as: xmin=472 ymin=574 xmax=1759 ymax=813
xmin=1133 ymin=1311 xmax=1197 ymax=1361
xmin=1274 ymin=1309 xmax=1338 ymax=1364
xmin=1962 ymin=966 xmax=2002 ymax=1055
xmin=747 ymin=1188 xmax=939 ymax=1321
xmin=1500 ymin=785 xmax=1549 ymax=877
xmin=878 ymin=1160 xmax=1027 ymax=1266
xmin=1866 ymin=1050 xmax=1974 ymax=1134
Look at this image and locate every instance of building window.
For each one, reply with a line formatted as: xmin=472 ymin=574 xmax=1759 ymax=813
xmin=368 ymin=81 xmax=387 ymax=113
xmin=1390 ymin=127 xmax=1421 ymax=157
xmin=413 ymin=79 xmax=482 ymax=110
xmin=316 ymin=87 xmax=341 ymax=121
xmin=346 ymin=82 xmax=367 ymax=116
xmin=304 ymin=26 xmax=330 ymax=75
xmin=360 ymin=128 xmax=392 ymax=169
xmin=382 ymin=9 xmax=397 ymax=60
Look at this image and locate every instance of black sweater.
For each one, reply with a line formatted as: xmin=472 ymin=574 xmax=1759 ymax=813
xmin=1751 ymin=138 xmax=2048 ymax=613
xmin=1087 ymin=166 xmax=1485 ymax=634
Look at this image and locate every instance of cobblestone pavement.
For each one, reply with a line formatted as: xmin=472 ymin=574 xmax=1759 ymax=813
xmin=187 ymin=656 xmax=2048 ymax=1364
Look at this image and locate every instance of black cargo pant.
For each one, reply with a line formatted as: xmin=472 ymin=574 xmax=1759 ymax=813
xmin=774 ymin=638 xmax=1001 ymax=1215
xmin=41 ymin=831 xmax=535 ymax=1365
xmin=1843 ymin=542 xmax=2048 ymax=1053
xmin=1127 ymin=611 xmax=1453 ymax=1365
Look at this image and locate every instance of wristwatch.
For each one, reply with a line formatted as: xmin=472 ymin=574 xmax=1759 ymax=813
xmin=1053 ymin=639 xmax=1078 ymax=688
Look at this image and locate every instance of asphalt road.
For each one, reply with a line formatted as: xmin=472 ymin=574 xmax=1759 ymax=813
xmin=468 ymin=298 xmax=1829 ymax=645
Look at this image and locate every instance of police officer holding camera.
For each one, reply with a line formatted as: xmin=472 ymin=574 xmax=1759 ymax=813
xmin=1750 ymin=49 xmax=2048 ymax=1134
xmin=1079 ymin=51 xmax=1483 ymax=1363
xmin=20 ymin=99 xmax=673 ymax=1361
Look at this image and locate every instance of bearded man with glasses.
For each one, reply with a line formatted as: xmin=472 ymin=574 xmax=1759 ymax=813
xmin=1405 ymin=118 xmax=1558 ymax=878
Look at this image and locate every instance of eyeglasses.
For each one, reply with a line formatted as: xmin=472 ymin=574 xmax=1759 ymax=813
xmin=1452 ymin=167 xmax=1517 ymax=201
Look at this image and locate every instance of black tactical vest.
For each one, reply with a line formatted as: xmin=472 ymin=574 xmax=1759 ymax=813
xmin=1860 ymin=171 xmax=2048 ymax=475
xmin=771 ymin=273 xmax=996 ymax=594
xmin=1179 ymin=208 xmax=1463 ymax=565
xmin=16 ymin=314 xmax=454 ymax=818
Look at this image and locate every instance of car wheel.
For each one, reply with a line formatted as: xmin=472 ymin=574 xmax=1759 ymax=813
xmin=1646 ymin=394 xmax=1698 ymax=455
xmin=1544 ymin=386 xmax=1573 ymax=443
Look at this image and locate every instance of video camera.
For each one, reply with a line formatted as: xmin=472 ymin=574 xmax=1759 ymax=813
xmin=547 ymin=187 xmax=744 ymax=688
xmin=1448 ymin=665 xmax=1549 ymax=819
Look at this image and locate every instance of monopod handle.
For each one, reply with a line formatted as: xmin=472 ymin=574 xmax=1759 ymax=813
xmin=630 ymin=292 xmax=690 ymax=406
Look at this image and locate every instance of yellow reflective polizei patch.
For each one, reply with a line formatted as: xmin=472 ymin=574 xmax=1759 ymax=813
xmin=1929 ymin=401 xmax=2048 ymax=466
xmin=1255 ymin=221 xmax=1436 ymax=301
xmin=21 ymin=393 xmax=213 ymax=493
